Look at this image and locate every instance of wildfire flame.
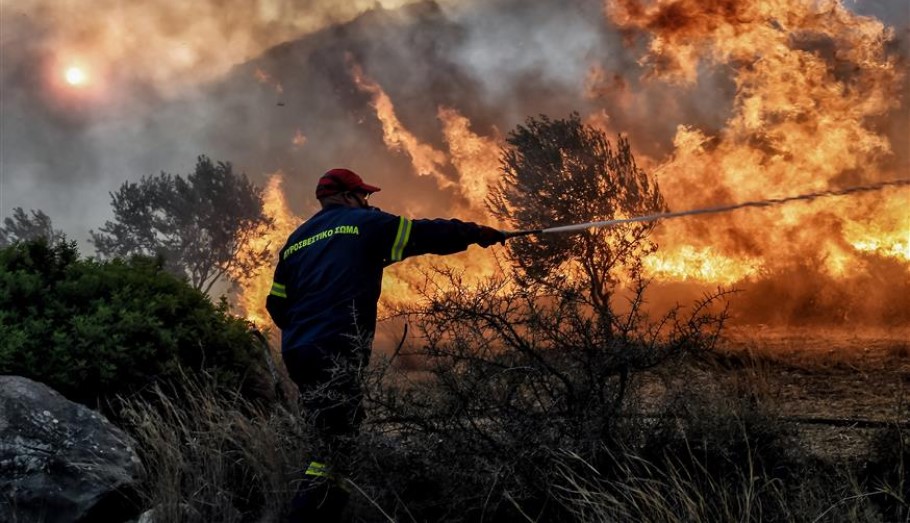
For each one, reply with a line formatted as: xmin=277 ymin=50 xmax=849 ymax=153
xmin=643 ymin=245 xmax=760 ymax=284
xmin=437 ymin=106 xmax=504 ymax=220
xmin=347 ymin=64 xmax=511 ymax=304
xmin=235 ymin=173 xmax=301 ymax=328
xmin=349 ymin=58 xmax=452 ymax=189
xmin=235 ymin=0 xmax=908 ymax=329
xmin=235 ymin=69 xmax=507 ymax=325
xmin=601 ymin=0 xmax=908 ymax=285
xmin=341 ymin=59 xmax=503 ymax=307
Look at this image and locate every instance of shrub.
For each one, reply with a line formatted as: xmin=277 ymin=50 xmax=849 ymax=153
xmin=348 ymin=269 xmax=731 ymax=521
xmin=0 ymin=238 xmax=273 ymax=408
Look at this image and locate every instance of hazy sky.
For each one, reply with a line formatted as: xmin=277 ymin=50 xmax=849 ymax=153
xmin=0 ymin=0 xmax=422 ymax=247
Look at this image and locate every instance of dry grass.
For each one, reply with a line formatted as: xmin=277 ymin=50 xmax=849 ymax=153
xmin=719 ymin=325 xmax=910 ymax=370
xmin=119 ymin=378 xmax=311 ymax=522
xmin=116 ymin=340 xmax=909 ymax=522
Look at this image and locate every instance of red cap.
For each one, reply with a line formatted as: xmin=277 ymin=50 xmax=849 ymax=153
xmin=316 ymin=168 xmax=382 ymax=199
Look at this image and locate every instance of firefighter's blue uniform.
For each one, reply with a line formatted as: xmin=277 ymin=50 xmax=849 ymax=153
xmin=267 ymin=204 xmax=485 ymax=354
xmin=266 ymin=201 xmax=496 ymax=522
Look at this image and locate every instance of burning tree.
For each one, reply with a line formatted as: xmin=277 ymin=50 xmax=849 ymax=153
xmin=489 ymin=113 xmax=667 ymax=330
xmin=91 ymin=156 xmax=274 ymax=294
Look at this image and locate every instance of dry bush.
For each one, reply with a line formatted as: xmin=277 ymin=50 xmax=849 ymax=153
xmin=345 ymin=268 xmax=731 ymax=521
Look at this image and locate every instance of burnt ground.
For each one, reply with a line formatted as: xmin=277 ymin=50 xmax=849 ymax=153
xmin=390 ymin=324 xmax=909 ymax=464
xmin=703 ymin=326 xmax=910 ymax=462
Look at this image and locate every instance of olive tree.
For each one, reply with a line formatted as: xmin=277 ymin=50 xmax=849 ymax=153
xmin=0 ymin=207 xmax=64 ymax=247
xmin=489 ymin=113 xmax=667 ymax=335
xmin=91 ymin=155 xmax=274 ymax=294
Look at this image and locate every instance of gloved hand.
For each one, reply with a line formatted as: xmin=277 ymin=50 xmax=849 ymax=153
xmin=476 ymin=225 xmax=507 ymax=248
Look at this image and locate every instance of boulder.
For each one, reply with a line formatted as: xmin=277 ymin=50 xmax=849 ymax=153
xmin=0 ymin=376 xmax=142 ymax=522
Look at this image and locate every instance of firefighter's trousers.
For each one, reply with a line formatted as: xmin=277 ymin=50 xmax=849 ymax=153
xmin=282 ymin=341 xmax=368 ymax=522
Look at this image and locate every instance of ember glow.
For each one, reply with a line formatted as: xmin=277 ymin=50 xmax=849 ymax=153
xmin=292 ymin=129 xmax=307 ymax=148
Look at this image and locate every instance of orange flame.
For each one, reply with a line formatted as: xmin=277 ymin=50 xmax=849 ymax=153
xmin=235 ymin=173 xmax=301 ymax=328
xmin=437 ymin=106 xmax=503 ymax=220
xmin=349 ymin=59 xmax=452 ymax=189
xmin=232 ymin=104 xmax=506 ymax=328
xmin=236 ymin=0 xmax=907 ymax=329
xmin=343 ymin=66 xmax=508 ymax=308
xmin=644 ymin=245 xmax=761 ymax=284
xmin=603 ymin=0 xmax=907 ymax=285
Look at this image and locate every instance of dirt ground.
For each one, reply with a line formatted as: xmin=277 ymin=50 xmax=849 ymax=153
xmin=712 ymin=326 xmax=910 ymax=461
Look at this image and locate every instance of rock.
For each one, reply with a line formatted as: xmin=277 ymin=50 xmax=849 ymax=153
xmin=129 ymin=503 xmax=198 ymax=523
xmin=0 ymin=376 xmax=142 ymax=523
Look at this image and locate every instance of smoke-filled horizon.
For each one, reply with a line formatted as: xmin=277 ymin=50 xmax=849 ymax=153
xmin=2 ymin=0 xmax=908 ymax=325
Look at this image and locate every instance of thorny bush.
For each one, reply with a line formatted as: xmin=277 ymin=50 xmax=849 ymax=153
xmin=347 ymin=267 xmax=732 ymax=521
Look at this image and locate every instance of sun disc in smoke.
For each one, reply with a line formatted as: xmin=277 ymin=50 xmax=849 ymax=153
xmin=64 ymin=66 xmax=87 ymax=86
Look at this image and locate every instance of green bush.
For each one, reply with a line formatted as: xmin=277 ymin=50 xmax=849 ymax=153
xmin=0 ymin=239 xmax=273 ymax=407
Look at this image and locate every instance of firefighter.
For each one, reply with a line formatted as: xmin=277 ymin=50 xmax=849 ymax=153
xmin=265 ymin=168 xmax=505 ymax=522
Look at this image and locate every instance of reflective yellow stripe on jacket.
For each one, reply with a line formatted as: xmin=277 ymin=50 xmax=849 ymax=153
xmin=305 ymin=461 xmax=328 ymax=477
xmin=304 ymin=461 xmax=350 ymax=491
xmin=390 ymin=217 xmax=412 ymax=262
xmin=270 ymin=282 xmax=287 ymax=298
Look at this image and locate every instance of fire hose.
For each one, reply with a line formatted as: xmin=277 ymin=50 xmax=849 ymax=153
xmin=497 ymin=183 xmax=910 ymax=431
xmin=501 ymin=178 xmax=910 ymax=239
